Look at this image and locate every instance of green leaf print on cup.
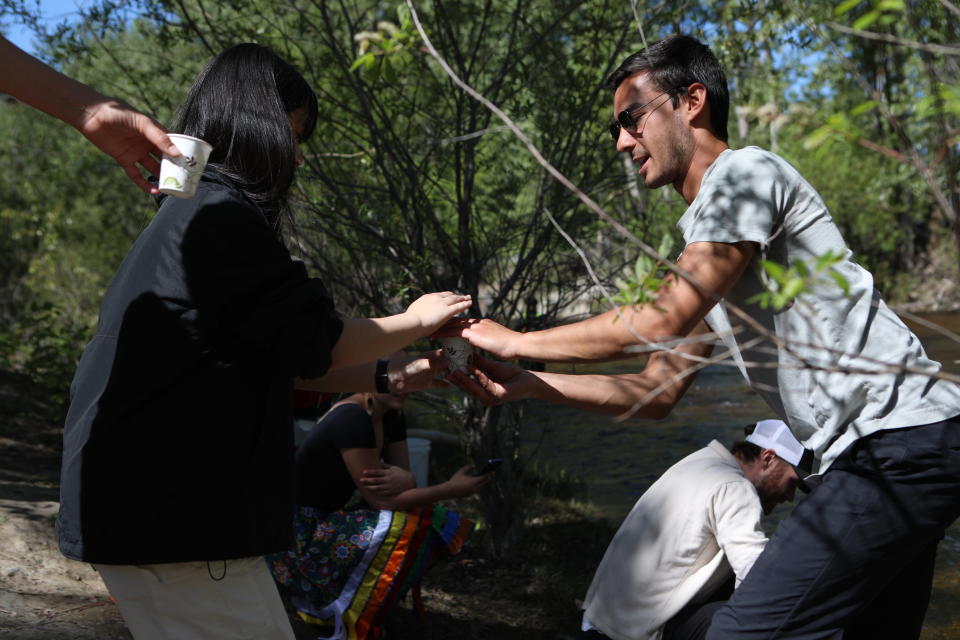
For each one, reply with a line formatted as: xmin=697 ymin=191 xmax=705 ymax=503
xmin=163 ymin=176 xmax=183 ymax=188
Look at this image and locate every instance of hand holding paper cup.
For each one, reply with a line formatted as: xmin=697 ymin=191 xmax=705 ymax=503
xmin=158 ymin=134 xmax=213 ymax=198
xmin=440 ymin=337 xmax=473 ymax=373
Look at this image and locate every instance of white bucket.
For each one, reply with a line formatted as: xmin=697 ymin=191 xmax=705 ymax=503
xmin=407 ymin=437 xmax=431 ymax=487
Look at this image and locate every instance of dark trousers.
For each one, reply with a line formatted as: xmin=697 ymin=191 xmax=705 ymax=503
xmin=580 ymin=577 xmax=735 ymax=640
xmin=663 ymin=576 xmax=735 ymax=640
xmin=706 ymin=417 xmax=960 ymax=640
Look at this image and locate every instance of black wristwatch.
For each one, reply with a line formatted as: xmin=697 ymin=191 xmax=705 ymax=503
xmin=375 ymin=359 xmax=390 ymax=394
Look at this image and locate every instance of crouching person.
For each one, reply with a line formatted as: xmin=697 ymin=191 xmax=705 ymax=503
xmin=582 ymin=420 xmax=810 ymax=640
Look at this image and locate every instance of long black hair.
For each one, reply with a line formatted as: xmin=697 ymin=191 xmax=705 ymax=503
xmin=171 ymin=43 xmax=318 ymax=224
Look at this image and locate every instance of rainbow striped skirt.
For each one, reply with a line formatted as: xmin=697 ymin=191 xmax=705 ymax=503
xmin=266 ymin=504 xmax=473 ymax=639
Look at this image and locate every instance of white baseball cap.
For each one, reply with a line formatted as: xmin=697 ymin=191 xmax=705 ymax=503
xmin=746 ymin=419 xmax=814 ymax=489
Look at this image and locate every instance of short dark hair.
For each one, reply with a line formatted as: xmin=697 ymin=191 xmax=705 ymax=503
xmin=730 ymin=439 xmax=762 ymax=462
xmin=731 ymin=423 xmax=764 ymax=462
xmin=171 ymin=43 xmax=318 ymax=225
xmin=607 ymin=35 xmax=729 ymax=142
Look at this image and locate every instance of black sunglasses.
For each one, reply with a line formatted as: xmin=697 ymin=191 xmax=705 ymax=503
xmin=608 ymin=86 xmax=685 ymax=141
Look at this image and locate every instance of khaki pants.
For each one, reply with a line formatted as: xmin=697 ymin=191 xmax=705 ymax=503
xmin=95 ymin=556 xmax=295 ymax=640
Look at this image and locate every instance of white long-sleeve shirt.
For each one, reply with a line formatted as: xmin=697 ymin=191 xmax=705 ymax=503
xmin=582 ymin=441 xmax=767 ymax=640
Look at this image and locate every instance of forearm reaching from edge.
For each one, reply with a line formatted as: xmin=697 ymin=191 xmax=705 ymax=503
xmin=329 ymin=292 xmax=471 ymax=370
xmin=527 ymin=328 xmax=713 ymax=417
xmin=2 ymin=35 xmax=110 ymax=127
xmin=1 ymin=36 xmax=178 ymax=194
xmin=457 ymin=241 xmax=753 ymax=363
xmin=460 ymin=321 xmax=714 ymax=417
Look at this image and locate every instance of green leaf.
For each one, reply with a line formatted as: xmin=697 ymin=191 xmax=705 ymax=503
xmin=656 ymin=234 xmax=673 ymax=259
xmin=361 ymin=58 xmax=381 ymax=82
xmin=814 ymin=249 xmax=841 ymax=269
xmin=850 ymin=100 xmax=877 ymax=116
xmin=759 ymin=260 xmax=786 ymax=280
xmin=396 ymin=3 xmax=412 ymax=30
xmin=382 ymin=56 xmax=397 ymax=82
xmin=349 ymin=52 xmax=375 ymax=72
xmin=834 ymin=0 xmax=863 ymax=15
xmin=829 ymin=271 xmax=851 ymax=295
xmin=877 ymin=0 xmax=906 ymax=11
xmin=634 ymin=255 xmax=654 ymax=277
xmin=803 ymin=125 xmax=834 ymax=150
xmin=852 ymin=10 xmax=880 ymax=30
xmin=781 ymin=278 xmax=805 ymax=300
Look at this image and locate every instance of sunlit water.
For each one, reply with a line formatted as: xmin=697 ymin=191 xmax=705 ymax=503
xmin=521 ymin=312 xmax=960 ymax=637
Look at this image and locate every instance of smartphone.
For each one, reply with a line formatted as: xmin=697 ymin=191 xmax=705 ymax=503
xmin=475 ymin=457 xmax=504 ymax=475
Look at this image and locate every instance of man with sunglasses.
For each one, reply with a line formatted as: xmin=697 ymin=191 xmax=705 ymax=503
xmin=450 ymin=34 xmax=960 ymax=640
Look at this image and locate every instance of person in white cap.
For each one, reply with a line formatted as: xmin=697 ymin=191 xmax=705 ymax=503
xmin=580 ymin=420 xmax=809 ymax=640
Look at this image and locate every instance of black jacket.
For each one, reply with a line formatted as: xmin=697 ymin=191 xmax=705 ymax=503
xmin=57 ymin=178 xmax=343 ymax=564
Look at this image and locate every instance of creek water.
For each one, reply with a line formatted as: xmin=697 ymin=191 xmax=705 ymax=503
xmin=521 ymin=311 xmax=960 ymax=637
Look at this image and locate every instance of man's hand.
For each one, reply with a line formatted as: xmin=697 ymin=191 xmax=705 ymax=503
xmin=403 ymin=292 xmax=472 ymax=336
xmin=439 ymin=317 xmax=523 ymax=360
xmin=358 ymin=464 xmax=417 ymax=496
xmin=448 ymin=354 xmax=533 ymax=406
xmin=78 ymin=98 xmax=180 ymax=195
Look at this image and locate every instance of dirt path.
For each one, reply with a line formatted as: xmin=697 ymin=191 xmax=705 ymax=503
xmin=0 ymin=369 xmax=130 ymax=639
xmin=0 ymin=500 xmax=130 ymax=639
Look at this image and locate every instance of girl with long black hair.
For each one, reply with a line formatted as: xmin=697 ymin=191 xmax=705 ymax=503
xmin=56 ymin=43 xmax=469 ymax=639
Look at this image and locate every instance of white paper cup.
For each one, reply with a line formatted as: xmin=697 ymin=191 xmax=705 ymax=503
xmin=158 ymin=134 xmax=213 ymax=199
xmin=440 ymin=337 xmax=473 ymax=372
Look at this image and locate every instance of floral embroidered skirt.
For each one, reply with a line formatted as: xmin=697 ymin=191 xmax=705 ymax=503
xmin=266 ymin=504 xmax=473 ymax=639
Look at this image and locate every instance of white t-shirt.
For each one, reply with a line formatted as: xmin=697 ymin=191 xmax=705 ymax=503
xmin=677 ymin=147 xmax=960 ymax=471
xmin=582 ymin=441 xmax=766 ymax=640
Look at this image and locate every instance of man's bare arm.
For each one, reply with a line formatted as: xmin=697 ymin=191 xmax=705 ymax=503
xmin=456 ymin=320 xmax=714 ymax=417
xmin=1 ymin=36 xmax=179 ymax=193
xmin=459 ymin=241 xmax=754 ymax=363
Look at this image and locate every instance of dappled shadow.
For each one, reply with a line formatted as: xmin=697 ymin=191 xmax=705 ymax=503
xmin=0 ymin=591 xmax=130 ymax=640
xmin=0 ymin=370 xmax=65 ymax=503
xmin=387 ymin=513 xmax=614 ymax=639
xmin=386 ymin=604 xmax=543 ymax=640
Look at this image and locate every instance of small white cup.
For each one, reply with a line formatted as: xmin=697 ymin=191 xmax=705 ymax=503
xmin=158 ymin=134 xmax=214 ymax=199
xmin=440 ymin=337 xmax=473 ymax=372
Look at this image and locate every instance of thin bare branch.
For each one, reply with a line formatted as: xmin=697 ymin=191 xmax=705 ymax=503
xmin=826 ymin=21 xmax=960 ymax=57
xmin=315 ymin=151 xmax=367 ymax=158
xmin=942 ymin=0 xmax=960 ymax=19
xmin=798 ymin=7 xmax=958 ymax=227
xmin=856 ymin=137 xmax=908 ymax=163
xmin=630 ymin=0 xmax=648 ymax=50
xmin=439 ymin=125 xmax=511 ymax=144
